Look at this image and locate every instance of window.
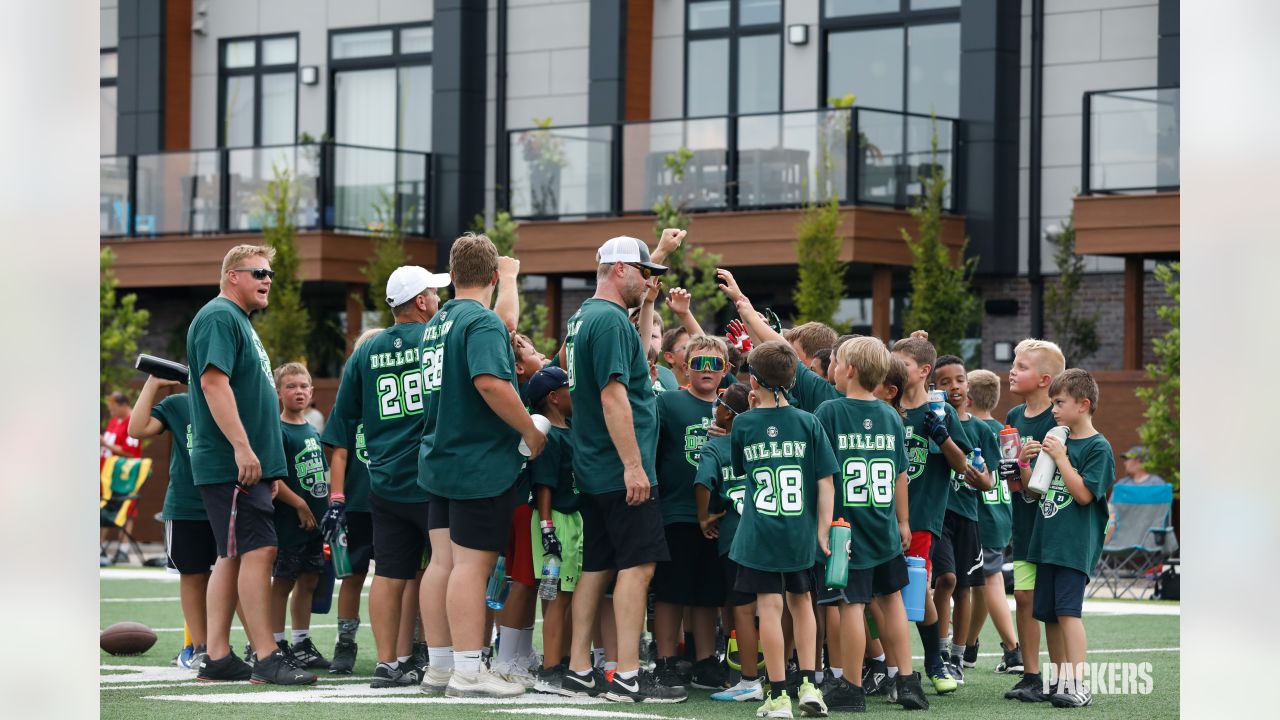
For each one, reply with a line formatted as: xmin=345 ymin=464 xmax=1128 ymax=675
xmin=329 ymin=24 xmax=433 ymax=151
xmin=685 ymin=0 xmax=783 ymax=117
xmin=101 ymin=49 xmax=117 ymax=155
xmin=218 ymin=34 xmax=298 ymax=147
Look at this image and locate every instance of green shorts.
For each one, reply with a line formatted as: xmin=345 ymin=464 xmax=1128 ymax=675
xmin=1013 ymin=560 xmax=1037 ymax=592
xmin=530 ymin=509 xmax=584 ymax=593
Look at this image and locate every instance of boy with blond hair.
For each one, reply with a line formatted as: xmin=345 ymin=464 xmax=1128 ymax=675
xmin=1027 ymin=369 xmax=1115 ymax=708
xmin=1000 ymin=339 xmax=1065 ymax=702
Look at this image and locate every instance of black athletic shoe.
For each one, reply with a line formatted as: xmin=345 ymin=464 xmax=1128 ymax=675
xmin=370 ymin=662 xmax=416 ymax=688
xmin=561 ymin=667 xmax=607 ymax=697
xmin=962 ymin=641 xmax=980 ymax=668
xmin=603 ymin=671 xmax=688 ymax=703
xmin=1005 ymin=672 xmax=1049 ymax=702
xmin=947 ymin=655 xmax=965 ymax=685
xmin=654 ymin=658 xmax=686 ymax=689
xmin=896 ymin=673 xmax=930 ymax=711
xmin=330 ymin=640 xmax=357 ymax=674
xmin=534 ymin=664 xmax=571 ymax=696
xmin=817 ymin=672 xmax=842 ymax=697
xmin=275 ymin=640 xmax=305 ymax=668
xmin=690 ymin=657 xmax=728 ymax=690
xmin=861 ymin=658 xmax=889 ymax=696
xmin=290 ymin=638 xmax=332 ymax=669
xmin=995 ymin=643 xmax=1023 ymax=674
xmin=824 ymin=677 xmax=866 ymax=712
xmin=412 ymin=642 xmax=430 ymax=672
xmin=251 ymin=649 xmax=318 ymax=685
xmin=196 ymin=651 xmax=253 ymax=682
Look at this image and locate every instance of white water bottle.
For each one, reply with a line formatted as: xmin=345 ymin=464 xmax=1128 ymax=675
xmin=519 ymin=414 xmax=552 ymax=457
xmin=1027 ymin=426 xmax=1070 ymax=497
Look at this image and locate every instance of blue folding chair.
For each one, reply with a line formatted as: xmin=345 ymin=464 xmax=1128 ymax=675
xmin=1089 ymin=483 xmax=1178 ymax=599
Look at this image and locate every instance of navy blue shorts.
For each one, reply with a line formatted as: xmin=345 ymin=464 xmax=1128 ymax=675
xmin=1032 ymin=563 xmax=1088 ymax=622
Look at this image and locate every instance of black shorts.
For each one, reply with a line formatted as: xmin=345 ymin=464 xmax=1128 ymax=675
xmin=426 ymin=484 xmax=519 ymax=553
xmin=932 ymin=511 xmax=984 ymax=588
xmin=653 ymin=523 xmax=726 ymax=607
xmin=1032 ymin=563 xmax=1088 ymax=623
xmin=581 ymin=488 xmax=670 ymax=572
xmin=371 ymin=493 xmax=431 ymax=580
xmin=274 ymin=536 xmax=325 ymax=579
xmin=346 ymin=510 xmax=373 ymax=576
xmin=819 ymin=555 xmax=910 ymax=606
xmin=721 ymin=558 xmax=758 ymax=607
xmin=734 ymin=564 xmax=813 ymax=596
xmin=199 ymin=481 xmax=277 ymax=557
xmin=164 ymin=519 xmax=217 ymax=575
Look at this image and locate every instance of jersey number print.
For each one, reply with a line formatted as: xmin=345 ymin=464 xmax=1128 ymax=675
xmin=753 ymin=466 xmax=805 ymax=516
xmin=843 ymin=458 xmax=895 ymax=507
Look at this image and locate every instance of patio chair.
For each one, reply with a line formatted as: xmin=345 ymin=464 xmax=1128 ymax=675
xmin=100 ymin=455 xmax=153 ymax=565
xmin=1088 ymin=483 xmax=1178 ymax=599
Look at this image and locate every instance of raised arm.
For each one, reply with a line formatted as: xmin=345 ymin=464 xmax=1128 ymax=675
xmin=493 ymin=256 xmax=521 ymax=333
xmin=128 ymin=376 xmax=178 ymax=439
xmin=717 ymin=268 xmax=786 ymax=346
xmin=651 ymin=228 xmax=687 ymax=266
xmin=665 ymin=287 xmax=704 ymax=337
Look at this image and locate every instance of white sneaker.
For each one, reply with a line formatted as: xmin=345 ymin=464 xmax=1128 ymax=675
xmin=520 ymin=653 xmax=544 ymax=674
xmin=491 ymin=659 xmax=536 ymax=689
xmin=420 ymin=665 xmax=451 ymax=695
xmin=712 ymin=679 xmax=765 ymax=701
xmin=445 ymin=667 xmax=526 ymax=698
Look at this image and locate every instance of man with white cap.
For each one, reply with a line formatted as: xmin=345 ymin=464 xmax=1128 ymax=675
xmin=327 ymin=264 xmax=451 ymax=688
xmin=557 ymin=234 xmax=687 ymax=703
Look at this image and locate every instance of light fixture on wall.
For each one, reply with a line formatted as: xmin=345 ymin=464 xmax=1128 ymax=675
xmin=993 ymin=341 xmax=1014 ymax=363
xmin=787 ymin=24 xmax=809 ymax=46
xmin=300 ymin=66 xmax=319 ymax=85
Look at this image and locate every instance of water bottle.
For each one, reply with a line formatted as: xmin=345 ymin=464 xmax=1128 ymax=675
xmin=486 ymin=555 xmax=511 ymax=610
xmin=927 ymin=384 xmax=947 ymax=414
xmin=519 ymin=414 xmax=552 ymax=456
xmin=971 ymin=447 xmax=985 ymax=473
xmin=538 ymin=555 xmax=561 ymax=601
xmin=902 ymin=556 xmax=928 ymax=622
xmin=999 ymin=425 xmax=1022 ymax=492
xmin=312 ymin=544 xmax=336 ymax=614
xmin=824 ymin=519 xmax=852 ymax=589
xmin=1027 ymin=426 xmax=1070 ymax=497
xmin=331 ymin=525 xmax=353 ymax=579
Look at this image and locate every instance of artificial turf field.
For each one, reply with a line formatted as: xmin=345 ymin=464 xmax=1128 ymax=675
xmin=101 ymin=568 xmax=1179 ymax=719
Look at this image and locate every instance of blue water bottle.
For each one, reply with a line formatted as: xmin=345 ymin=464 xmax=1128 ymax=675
xmin=902 ymin=556 xmax=928 ymax=622
xmin=486 ymin=555 xmax=511 ymax=610
xmin=971 ymin=447 xmax=985 ymax=473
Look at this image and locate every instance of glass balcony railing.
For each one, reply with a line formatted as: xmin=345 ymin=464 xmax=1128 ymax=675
xmin=1083 ymin=86 xmax=1179 ymax=195
xmin=100 ymin=142 xmax=431 ymax=238
xmin=506 ymin=107 xmax=958 ymax=220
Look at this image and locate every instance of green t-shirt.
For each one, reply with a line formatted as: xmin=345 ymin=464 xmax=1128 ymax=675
xmin=419 ymin=299 xmax=524 ymax=500
xmin=973 ymin=417 xmax=1013 ymax=548
xmin=902 ymin=401 xmax=972 ymax=537
xmin=330 ymin=322 xmax=430 ymax=503
xmin=791 ymin=362 xmax=842 ymax=413
xmin=814 ymin=397 xmax=908 ymax=569
xmin=275 ymin=420 xmax=329 ymax=549
xmin=657 ymin=364 xmax=680 ymax=392
xmin=530 ymin=425 xmax=581 ymax=513
xmin=1005 ymin=403 xmax=1059 ymax=560
xmin=186 ymin=297 xmax=286 ymax=485
xmin=318 ymin=412 xmax=372 ymax=513
xmin=694 ymin=435 xmax=748 ymax=556
xmin=729 ymin=406 xmax=839 ymax=572
xmin=944 ymin=417 xmax=985 ymax=521
xmin=564 ymin=299 xmax=659 ymax=494
xmin=656 ymin=389 xmax=715 ymax=524
xmin=1027 ymin=433 xmax=1116 ymax=576
xmin=152 ymin=393 xmax=204 ymax=521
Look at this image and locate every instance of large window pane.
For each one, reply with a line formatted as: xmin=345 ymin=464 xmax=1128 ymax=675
xmin=222 ymin=75 xmax=256 ymax=147
xmin=740 ymin=0 xmax=782 ymax=25
xmin=827 ymin=28 xmax=903 ymax=111
xmin=686 ymin=38 xmax=729 ymax=117
xmin=262 ymin=37 xmax=297 ymax=66
xmin=689 ymin=1 xmax=731 ymax=30
xmin=907 ymin=23 xmax=959 ymax=117
xmin=334 ymin=68 xmax=397 ymax=147
xmin=825 ymin=0 xmax=900 ymax=17
xmin=401 ymin=26 xmax=433 ymax=54
xmin=737 ymin=34 xmax=781 ymax=114
xmin=332 ymin=30 xmax=394 ymax=60
xmin=911 ymin=0 xmax=960 ymax=9
xmin=260 ymin=72 xmax=297 ymax=145
xmin=224 ymin=40 xmax=256 ymax=68
xmin=398 ymin=65 xmax=432 ymax=152
xmin=101 ymin=86 xmax=116 ymax=155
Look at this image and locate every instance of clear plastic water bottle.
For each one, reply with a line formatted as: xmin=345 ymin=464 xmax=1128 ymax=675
xmin=486 ymin=555 xmax=510 ymax=610
xmin=538 ymin=555 xmax=561 ymax=601
xmin=971 ymin=447 xmax=985 ymax=473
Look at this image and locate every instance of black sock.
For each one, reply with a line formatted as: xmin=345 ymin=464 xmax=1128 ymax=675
xmin=801 ymin=670 xmax=816 ymax=685
xmin=742 ymin=673 xmax=758 ymax=682
xmin=770 ymin=682 xmax=787 ymax=700
xmin=916 ymin=621 xmax=941 ymax=670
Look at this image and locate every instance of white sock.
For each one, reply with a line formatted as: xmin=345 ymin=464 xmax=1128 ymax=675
xmin=815 ymin=671 xmax=825 ymax=683
xmin=455 ymin=650 xmax=482 ymax=675
xmin=291 ymin=629 xmax=309 ymax=644
xmin=383 ymin=660 xmax=400 ymax=670
xmin=518 ymin=626 xmax=535 ymax=658
xmin=428 ymin=646 xmax=454 ymax=671
xmin=497 ymin=626 xmax=521 ymax=664
xmin=398 ymin=655 xmax=411 ymax=664
xmin=831 ymin=667 xmax=844 ymax=679
xmin=873 ymin=653 xmax=886 ymax=663
xmin=742 ymin=676 xmax=761 ymax=686
xmin=618 ymin=669 xmax=638 ymax=681
xmin=604 ymin=661 xmax=618 ymax=672
xmin=272 ymin=632 xmax=285 ymax=643
xmin=888 ymin=667 xmax=900 ymax=679
xmin=592 ymin=647 xmax=606 ymax=667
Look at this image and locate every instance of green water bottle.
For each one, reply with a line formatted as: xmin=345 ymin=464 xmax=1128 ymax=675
xmin=825 ymin=518 xmax=852 ymax=589
xmin=331 ymin=525 xmax=353 ymax=579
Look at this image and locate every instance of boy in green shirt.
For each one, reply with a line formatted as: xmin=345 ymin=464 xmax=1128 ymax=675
xmin=269 ymin=363 xmax=331 ymax=671
xmin=729 ymin=340 xmax=837 ymax=719
xmin=1027 ymin=369 xmax=1116 ymax=708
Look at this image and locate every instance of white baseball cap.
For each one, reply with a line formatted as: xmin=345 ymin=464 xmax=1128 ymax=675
xmin=386 ymin=265 xmax=451 ymax=307
xmin=595 ymin=236 xmax=668 ymax=275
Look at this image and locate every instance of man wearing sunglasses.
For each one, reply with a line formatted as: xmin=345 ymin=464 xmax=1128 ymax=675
xmin=187 ymin=244 xmax=314 ymax=684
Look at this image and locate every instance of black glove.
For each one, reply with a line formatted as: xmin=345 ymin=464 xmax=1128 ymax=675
xmin=540 ymin=523 xmax=563 ymax=559
xmin=320 ymin=501 xmax=346 ymax=543
xmin=923 ymin=408 xmax=949 ymax=445
xmin=998 ymin=459 xmax=1019 ymax=485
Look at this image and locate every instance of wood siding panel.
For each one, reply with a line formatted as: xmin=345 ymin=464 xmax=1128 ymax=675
xmin=163 ymin=0 xmax=191 ymax=150
xmin=1074 ymin=192 xmax=1180 ymax=256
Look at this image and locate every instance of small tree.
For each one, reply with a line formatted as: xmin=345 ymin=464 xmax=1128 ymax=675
xmin=361 ymin=191 xmax=410 ymax=328
xmin=1044 ymin=213 xmax=1101 ymax=365
xmin=793 ymin=100 xmax=851 ymax=327
xmin=652 ymin=148 xmax=725 ymax=328
xmin=1136 ymin=262 xmax=1179 ymax=492
xmin=252 ymin=164 xmax=311 ymax=365
xmin=100 ymin=247 xmax=150 ymax=398
xmin=472 ymin=210 xmax=559 ymax=356
xmin=901 ymin=129 xmax=980 ymax=357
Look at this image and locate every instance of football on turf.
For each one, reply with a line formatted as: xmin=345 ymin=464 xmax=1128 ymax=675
xmin=100 ymin=621 xmax=158 ymax=656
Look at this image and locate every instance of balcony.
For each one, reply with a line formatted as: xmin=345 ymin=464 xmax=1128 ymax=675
xmin=1075 ymin=86 xmax=1180 ymax=257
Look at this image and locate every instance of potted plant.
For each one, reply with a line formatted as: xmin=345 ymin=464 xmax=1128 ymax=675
xmin=518 ymin=117 xmax=566 ymax=216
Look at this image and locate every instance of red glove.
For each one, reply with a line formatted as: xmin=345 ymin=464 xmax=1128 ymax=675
xmin=726 ymin=320 xmax=752 ymax=353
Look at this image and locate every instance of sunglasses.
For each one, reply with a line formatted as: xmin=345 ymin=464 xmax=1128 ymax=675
xmin=687 ymin=355 xmax=726 ymax=372
xmin=714 ymin=393 xmax=739 ymax=416
xmin=626 ymin=263 xmax=655 ymax=280
xmin=232 ymin=268 xmax=275 ymax=280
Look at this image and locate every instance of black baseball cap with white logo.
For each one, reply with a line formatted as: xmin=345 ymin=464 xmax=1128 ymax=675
xmin=595 ymin=236 xmax=668 ymax=275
